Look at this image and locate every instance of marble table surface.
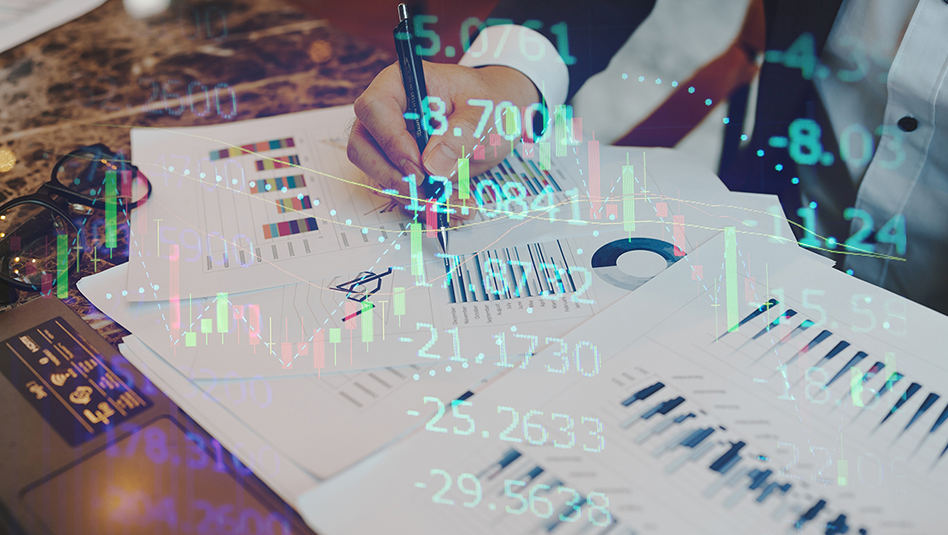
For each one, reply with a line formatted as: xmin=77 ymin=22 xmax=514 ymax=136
xmin=0 ymin=0 xmax=391 ymax=343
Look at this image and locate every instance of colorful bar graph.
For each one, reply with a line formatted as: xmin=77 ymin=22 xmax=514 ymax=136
xmin=276 ymin=195 xmax=313 ymax=213
xmin=105 ymin=170 xmax=117 ymax=249
xmin=210 ymin=137 xmax=295 ymax=160
xmin=255 ymin=155 xmax=300 ymax=171
xmin=261 ymin=217 xmax=319 ymax=239
xmin=458 ymin=157 xmax=469 ymax=200
xmin=248 ymin=304 xmax=261 ymax=345
xmin=249 ymin=175 xmax=306 ymax=194
xmin=410 ymin=223 xmax=423 ymax=276
xmin=361 ymin=302 xmax=374 ymax=343
xmin=170 ymin=245 xmax=180 ymax=344
xmin=56 ymin=234 xmax=67 ymax=298
xmin=328 ymin=328 xmax=340 ymax=364
xmin=216 ymin=292 xmax=228 ymax=333
xmin=673 ymin=215 xmax=686 ymax=256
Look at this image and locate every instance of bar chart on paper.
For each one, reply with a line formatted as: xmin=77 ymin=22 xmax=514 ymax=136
xmin=441 ymin=239 xmax=579 ymax=304
xmin=192 ymin=130 xmax=409 ymax=274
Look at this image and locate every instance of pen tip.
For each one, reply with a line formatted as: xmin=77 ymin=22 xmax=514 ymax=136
xmin=397 ymin=3 xmax=408 ymax=21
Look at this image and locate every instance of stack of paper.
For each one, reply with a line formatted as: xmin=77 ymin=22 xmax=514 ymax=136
xmin=77 ymin=105 xmax=946 ymax=533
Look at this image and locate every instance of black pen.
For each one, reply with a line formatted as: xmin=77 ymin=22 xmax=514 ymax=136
xmin=394 ymin=3 xmax=449 ymax=253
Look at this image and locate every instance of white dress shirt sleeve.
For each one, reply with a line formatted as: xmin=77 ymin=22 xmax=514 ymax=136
xmin=458 ymin=24 xmax=570 ymax=108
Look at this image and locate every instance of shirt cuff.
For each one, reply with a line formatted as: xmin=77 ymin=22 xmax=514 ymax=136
xmin=458 ymin=24 xmax=569 ymax=108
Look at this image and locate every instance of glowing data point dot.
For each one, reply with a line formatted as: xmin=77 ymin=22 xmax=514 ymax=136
xmin=741 ymin=134 xmax=748 ymax=141
xmin=672 ymin=81 xmax=679 ymax=87
xmin=864 ymin=296 xmax=871 ymax=303
xmin=482 ymin=430 xmax=489 ymax=438
xmin=655 ymin=78 xmax=662 ymax=84
xmin=593 ymin=230 xmax=599 ymax=237
xmin=138 ymin=287 xmax=145 ymax=293
xmin=200 ymin=172 xmax=207 ymax=178
xmin=106 ymin=293 xmax=112 ymax=299
xmin=884 ymin=321 xmax=890 ymax=329
xmin=378 ymin=236 xmax=385 ymax=242
xmin=265 ymin=184 xmax=272 ymax=191
xmin=809 ymin=201 xmax=817 ymax=209
xmin=638 ymin=75 xmax=645 ymax=82
xmin=121 ymin=290 xmax=128 ymax=296
xmin=704 ymin=98 xmax=712 ymax=106
xmin=298 ymin=193 xmax=304 ymax=199
xmin=688 ymin=86 xmax=695 ymax=94
xmin=413 ymin=374 xmax=420 ymax=380
xmin=826 ymin=237 xmax=837 ymax=249
xmin=510 ymin=326 xmax=517 ymax=332
xmin=526 ymin=307 xmax=533 ymax=314
xmin=153 ymin=284 xmax=160 ymax=290
xmin=462 ymin=362 xmax=469 ymax=368
xmin=330 ymin=209 xmax=337 ymax=216
xmin=345 ymin=219 xmax=352 ymax=225
xmin=791 ymin=177 xmax=800 ymax=184
xmin=445 ymin=366 xmax=452 ymax=372
xmin=168 ymin=166 xmax=174 ymax=172
xmin=621 ymin=73 xmax=628 ymax=79
xmin=281 ymin=187 xmax=287 ymax=192
xmin=184 ymin=169 xmax=190 ymax=175
xmin=249 ymin=181 xmax=256 ymax=188
xmin=576 ymin=248 xmax=583 ymax=254
xmin=362 ymin=228 xmax=368 ymax=234
xmin=394 ymin=243 xmax=401 ymax=250
xmin=314 ymin=199 xmax=320 ymax=206
xmin=723 ymin=117 xmax=730 ymax=124
xmin=775 ymin=164 xmax=784 ymax=171
xmin=757 ymin=149 xmax=765 ymax=157
xmin=609 ymin=214 xmax=616 ymax=220
xmin=232 ymin=178 xmax=237 ymax=185
xmin=429 ymin=370 xmax=436 ymax=376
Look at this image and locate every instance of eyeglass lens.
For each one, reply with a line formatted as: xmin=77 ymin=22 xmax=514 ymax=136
xmin=0 ymin=203 xmax=79 ymax=290
xmin=54 ymin=148 xmax=150 ymax=211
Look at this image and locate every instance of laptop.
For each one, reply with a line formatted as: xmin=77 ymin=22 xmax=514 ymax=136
xmin=0 ymin=298 xmax=315 ymax=535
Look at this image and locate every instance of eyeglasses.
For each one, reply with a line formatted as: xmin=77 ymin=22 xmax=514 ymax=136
xmin=0 ymin=144 xmax=152 ymax=302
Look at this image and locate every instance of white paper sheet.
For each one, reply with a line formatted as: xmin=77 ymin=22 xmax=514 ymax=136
xmin=83 ymin=185 xmax=797 ymax=382
xmin=126 ymin=105 xmax=735 ymax=301
xmin=118 ymin=336 xmax=320 ymax=506
xmin=297 ymin=232 xmax=948 ymax=534
xmin=0 ymin=0 xmax=105 ymax=53
xmin=82 ymin=196 xmax=810 ymax=483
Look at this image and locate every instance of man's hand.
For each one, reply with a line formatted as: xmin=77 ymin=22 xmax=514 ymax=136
xmin=348 ymin=62 xmax=540 ymax=216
